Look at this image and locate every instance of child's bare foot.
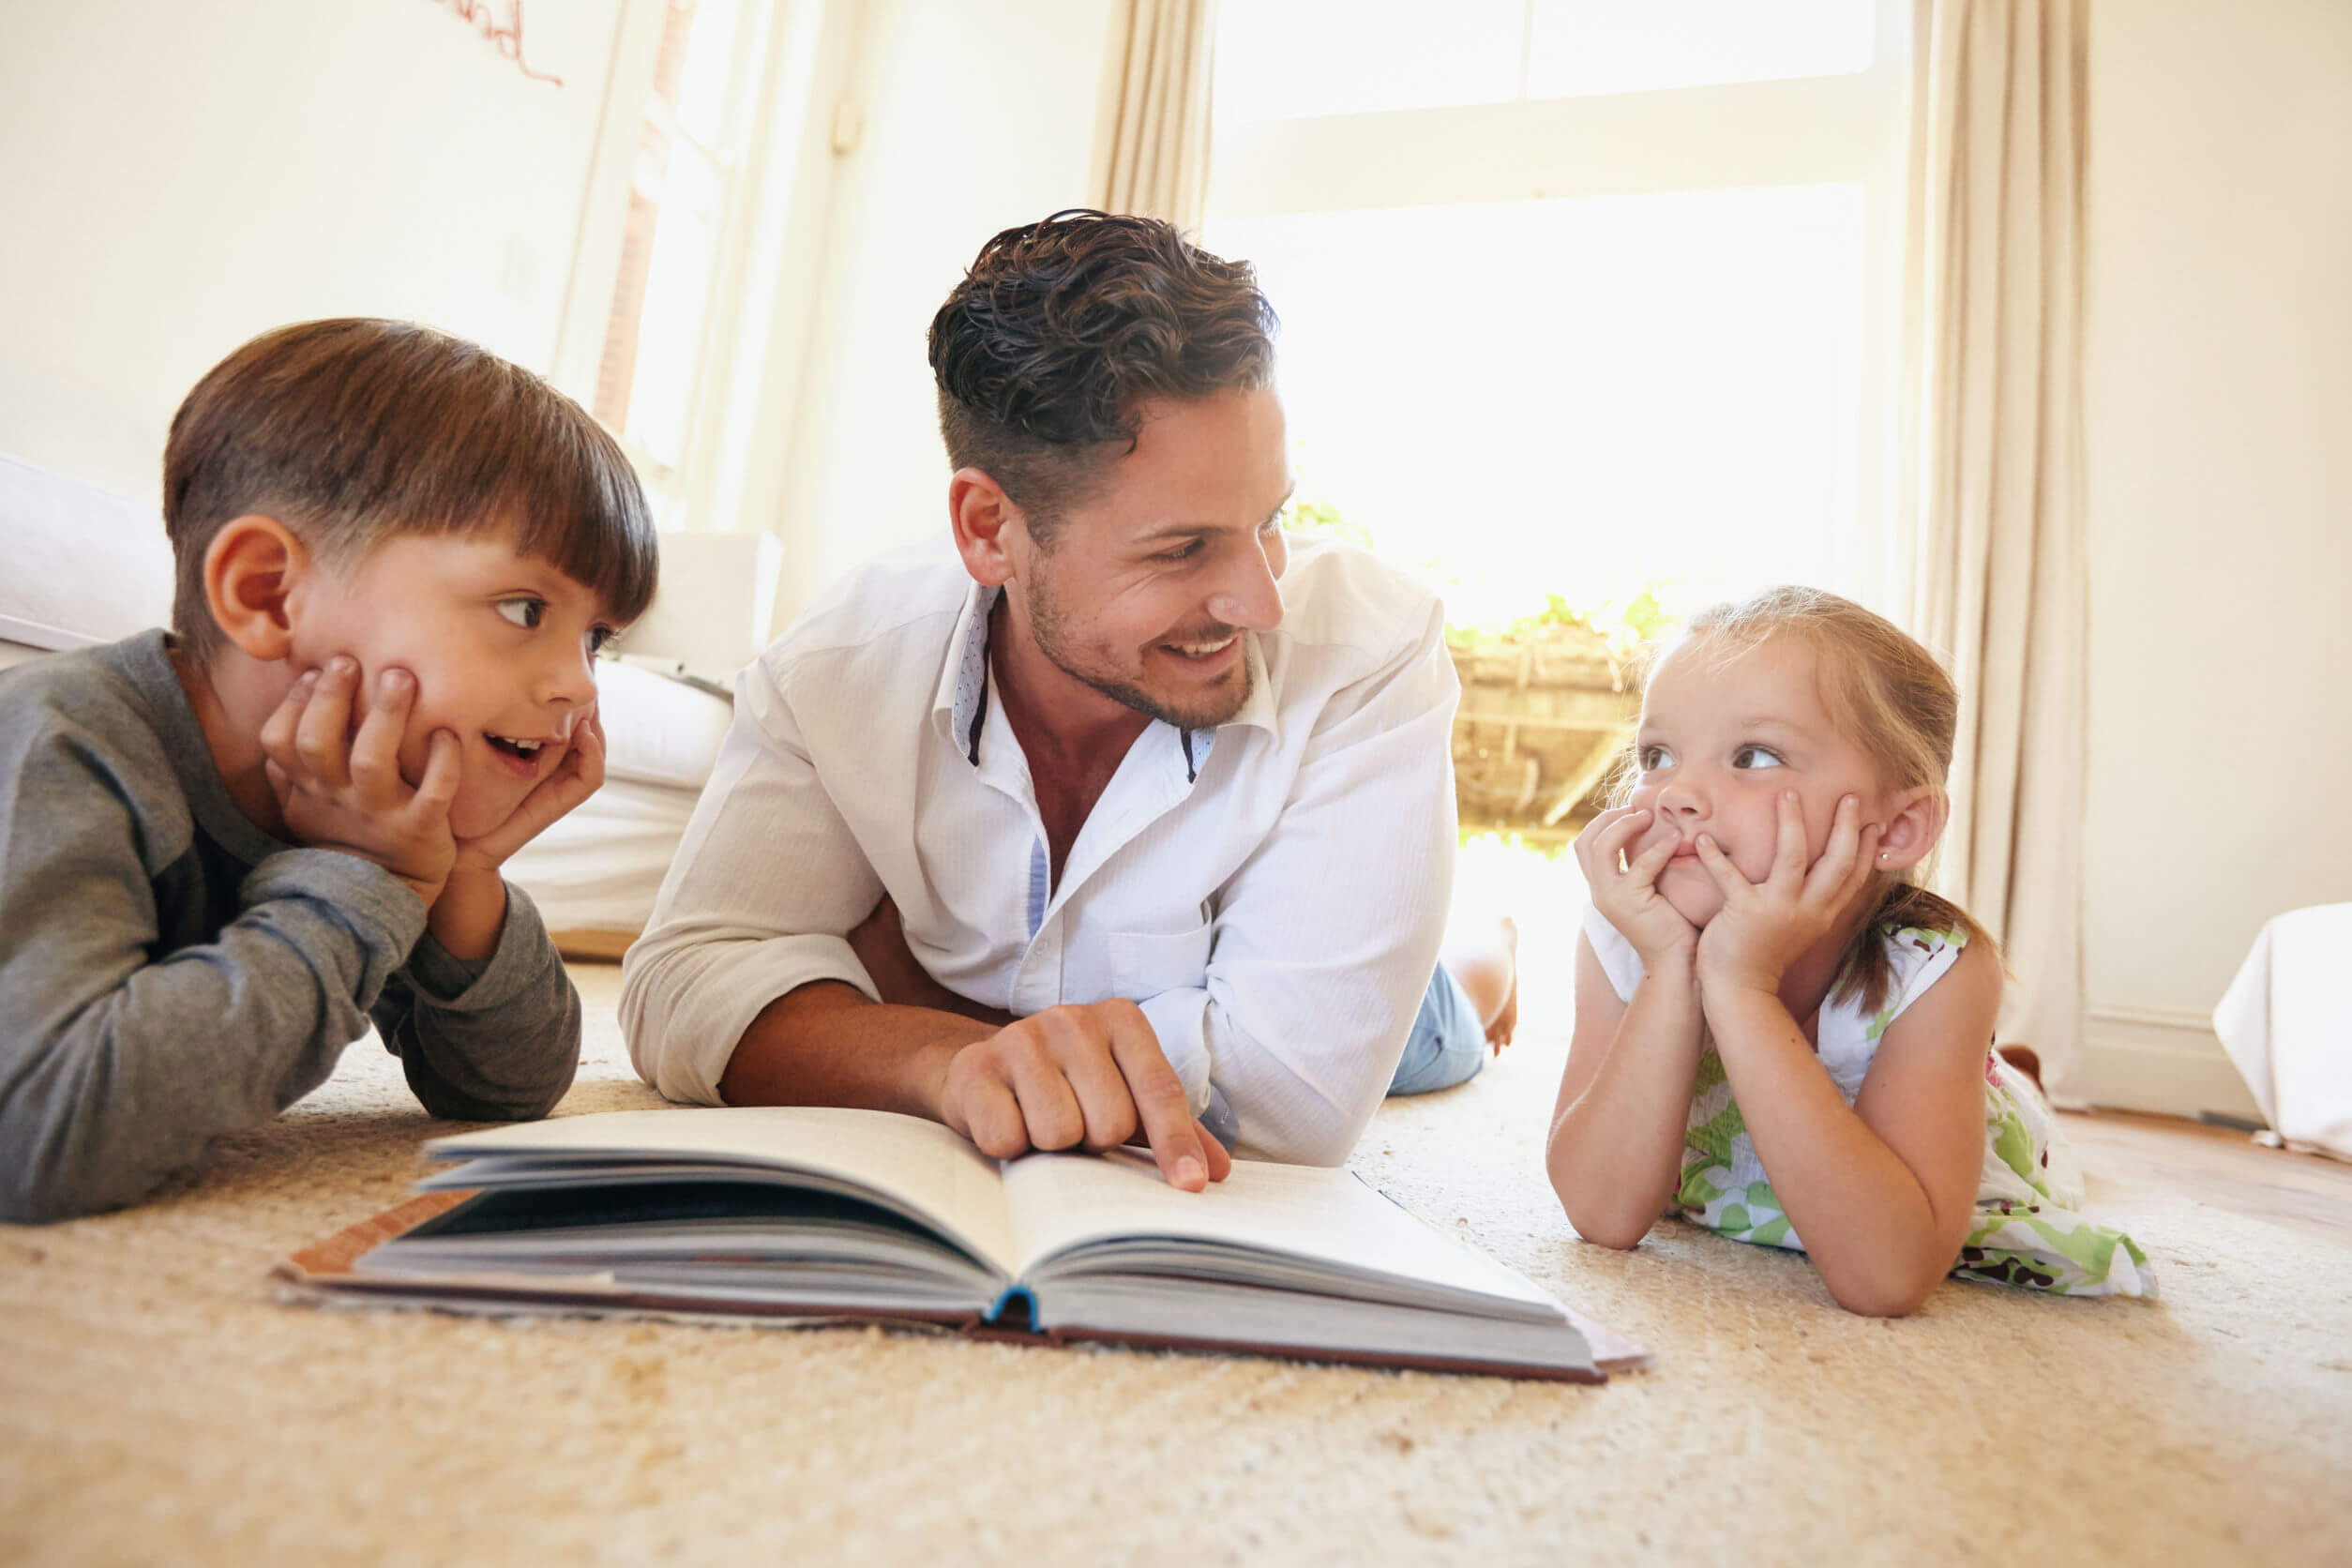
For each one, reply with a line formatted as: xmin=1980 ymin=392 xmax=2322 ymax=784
xmin=1996 ymin=1044 xmax=2043 ymax=1093
xmin=1442 ymin=915 xmax=1518 ymax=1054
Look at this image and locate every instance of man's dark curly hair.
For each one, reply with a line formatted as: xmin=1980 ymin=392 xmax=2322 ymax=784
xmin=927 ymin=209 xmax=1278 ymax=542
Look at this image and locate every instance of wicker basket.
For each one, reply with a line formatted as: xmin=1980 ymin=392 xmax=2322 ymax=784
xmin=1448 ymin=623 xmax=1638 ymax=844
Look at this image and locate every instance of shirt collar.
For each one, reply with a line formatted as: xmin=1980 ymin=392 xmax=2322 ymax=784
xmin=930 ymin=581 xmax=1283 ymax=769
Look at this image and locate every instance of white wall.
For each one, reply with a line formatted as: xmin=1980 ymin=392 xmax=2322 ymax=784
xmin=0 ymin=0 xmax=626 ymax=504
xmin=761 ymin=0 xmax=1120 ymax=619
xmin=2076 ymin=0 xmax=2352 ymax=1117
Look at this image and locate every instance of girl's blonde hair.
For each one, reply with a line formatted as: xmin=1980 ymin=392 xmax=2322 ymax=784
xmin=1616 ymin=585 xmax=1996 ymax=1014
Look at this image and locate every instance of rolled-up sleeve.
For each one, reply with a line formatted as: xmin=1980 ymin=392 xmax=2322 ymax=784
xmin=619 ymin=655 xmax=883 ymax=1105
xmin=1189 ymin=600 xmax=1459 ymax=1165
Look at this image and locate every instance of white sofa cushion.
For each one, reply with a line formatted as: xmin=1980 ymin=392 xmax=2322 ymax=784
xmin=590 ymin=661 xmax=733 ymax=792
xmin=622 ymin=529 xmax=784 ymax=686
xmin=0 ymin=452 xmax=174 ymax=650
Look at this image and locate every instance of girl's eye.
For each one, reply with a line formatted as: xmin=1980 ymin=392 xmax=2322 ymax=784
xmin=496 ymin=597 xmax=546 ymax=630
xmin=1732 ymin=745 xmax=1785 ymax=770
xmin=1637 ymin=744 xmax=1671 ymax=771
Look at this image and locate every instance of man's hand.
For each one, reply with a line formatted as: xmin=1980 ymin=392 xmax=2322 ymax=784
xmin=1693 ymin=791 xmax=1879 ymax=997
xmin=259 ymin=658 xmax=460 ymax=908
xmin=1574 ymin=805 xmax=1698 ymax=970
xmin=934 ymin=1001 xmax=1233 ymax=1192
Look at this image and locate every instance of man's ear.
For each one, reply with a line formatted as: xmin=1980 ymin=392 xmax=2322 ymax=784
xmin=948 ymin=468 xmax=1022 ymax=588
xmin=203 ymin=515 xmax=308 ymax=662
xmin=1872 ymin=785 xmax=1947 ymax=874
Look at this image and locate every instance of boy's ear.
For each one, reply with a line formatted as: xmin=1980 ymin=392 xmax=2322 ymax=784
xmin=203 ymin=515 xmax=309 ymax=662
xmin=1873 ymin=785 xmax=1947 ymax=874
xmin=947 ymin=468 xmax=1022 ymax=588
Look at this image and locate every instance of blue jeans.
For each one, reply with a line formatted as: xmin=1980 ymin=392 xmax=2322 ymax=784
xmin=1199 ymin=964 xmax=1485 ymax=1146
xmin=1386 ymin=964 xmax=1485 ymax=1096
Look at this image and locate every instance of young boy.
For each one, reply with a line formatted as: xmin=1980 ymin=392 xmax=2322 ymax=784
xmin=0 ymin=318 xmax=658 ymax=1223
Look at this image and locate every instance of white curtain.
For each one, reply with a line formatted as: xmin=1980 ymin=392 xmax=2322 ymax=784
xmin=1089 ymin=0 xmax=1218 ymax=233
xmin=1898 ymin=0 xmax=2090 ymax=1082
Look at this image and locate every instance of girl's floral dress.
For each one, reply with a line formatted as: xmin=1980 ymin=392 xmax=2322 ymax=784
xmin=1583 ymin=906 xmax=2156 ymax=1297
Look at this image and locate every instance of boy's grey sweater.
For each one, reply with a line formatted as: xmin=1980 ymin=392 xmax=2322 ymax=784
xmin=0 ymin=631 xmax=580 ymax=1223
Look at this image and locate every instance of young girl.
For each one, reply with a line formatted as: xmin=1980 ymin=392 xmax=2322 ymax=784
xmin=1546 ymin=587 xmax=2152 ymax=1314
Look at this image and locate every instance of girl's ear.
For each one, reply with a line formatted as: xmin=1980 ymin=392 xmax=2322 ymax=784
xmin=946 ymin=468 xmax=1022 ymax=589
xmin=204 ymin=515 xmax=308 ymax=662
xmin=1873 ymin=784 xmax=1946 ymax=873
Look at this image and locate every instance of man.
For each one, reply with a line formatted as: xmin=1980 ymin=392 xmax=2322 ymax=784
xmin=622 ymin=211 xmax=1504 ymax=1188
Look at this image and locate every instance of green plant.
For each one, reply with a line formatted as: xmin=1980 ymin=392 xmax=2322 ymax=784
xmin=1276 ymin=486 xmax=1680 ymax=661
xmin=1279 ymin=494 xmax=1376 ymax=553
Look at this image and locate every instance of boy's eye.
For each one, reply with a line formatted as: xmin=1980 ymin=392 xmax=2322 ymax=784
xmin=586 ymin=626 xmax=618 ymax=656
xmin=496 ymin=597 xmax=546 ymax=630
xmin=1637 ymin=744 xmax=1671 ymax=771
xmin=1732 ymin=745 xmax=1785 ymax=770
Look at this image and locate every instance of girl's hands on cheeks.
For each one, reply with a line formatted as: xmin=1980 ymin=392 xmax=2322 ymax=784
xmin=259 ymin=657 xmax=460 ymax=909
xmin=1573 ymin=805 xmax=1697 ymax=970
xmin=450 ymin=703 xmax=607 ymax=875
xmin=1693 ymin=791 xmax=1878 ymax=996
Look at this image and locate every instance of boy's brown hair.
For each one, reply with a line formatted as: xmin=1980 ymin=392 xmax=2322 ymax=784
xmin=163 ymin=318 xmax=658 ymax=663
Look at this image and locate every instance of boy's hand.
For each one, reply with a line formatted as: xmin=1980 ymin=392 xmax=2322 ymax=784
xmin=260 ymin=659 xmax=460 ymax=908
xmin=1574 ymin=806 xmax=1697 ymax=970
xmin=448 ymin=705 xmax=608 ymax=877
xmin=1693 ymin=792 xmax=1880 ymax=997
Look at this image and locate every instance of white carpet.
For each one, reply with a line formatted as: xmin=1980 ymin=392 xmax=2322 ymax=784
xmin=4 ymin=962 xmax=2349 ymax=1565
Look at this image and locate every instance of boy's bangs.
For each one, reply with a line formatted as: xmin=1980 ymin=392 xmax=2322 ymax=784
xmin=413 ymin=379 xmax=660 ymax=627
xmin=486 ymin=416 xmax=660 ymax=627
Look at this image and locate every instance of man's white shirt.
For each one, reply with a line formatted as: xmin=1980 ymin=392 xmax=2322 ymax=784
xmin=620 ymin=535 xmax=1459 ymax=1165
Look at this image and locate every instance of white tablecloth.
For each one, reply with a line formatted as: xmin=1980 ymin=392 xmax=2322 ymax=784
xmin=2212 ymin=903 xmax=2352 ymax=1162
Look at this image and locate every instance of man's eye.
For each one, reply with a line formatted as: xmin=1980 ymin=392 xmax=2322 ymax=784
xmin=496 ymin=597 xmax=546 ymax=630
xmin=1159 ymin=540 xmax=1204 ymax=564
xmin=1637 ymin=745 xmax=1671 ymax=771
xmin=1732 ymin=745 xmax=1785 ymax=770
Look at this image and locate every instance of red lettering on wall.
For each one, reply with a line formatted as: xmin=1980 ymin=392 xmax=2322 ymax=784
xmin=428 ymin=0 xmax=564 ymax=86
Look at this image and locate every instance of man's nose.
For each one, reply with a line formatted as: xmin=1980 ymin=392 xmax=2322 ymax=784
xmin=1206 ymin=530 xmax=1286 ymax=632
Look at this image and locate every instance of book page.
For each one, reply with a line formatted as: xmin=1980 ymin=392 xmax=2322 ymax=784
xmin=1000 ymin=1151 xmax=1559 ymax=1310
xmin=425 ymin=1108 xmax=1021 ymax=1279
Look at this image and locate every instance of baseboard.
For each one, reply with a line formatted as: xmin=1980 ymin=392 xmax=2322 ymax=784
xmin=550 ymin=927 xmax=637 ymax=963
xmin=2063 ymin=1004 xmax=2265 ymax=1123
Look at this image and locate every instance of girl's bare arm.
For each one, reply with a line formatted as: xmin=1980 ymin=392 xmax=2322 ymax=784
xmin=1702 ymin=939 xmax=1999 ymax=1315
xmin=1545 ymin=931 xmax=1706 ymax=1247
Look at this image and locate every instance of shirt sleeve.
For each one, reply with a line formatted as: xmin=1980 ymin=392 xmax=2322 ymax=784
xmin=1579 ymin=901 xmax=1647 ymax=1003
xmin=0 ymin=727 xmax=426 ymax=1223
xmin=1170 ymin=598 xmax=1462 ymax=1166
xmin=368 ymin=882 xmax=580 ymax=1123
xmin=619 ymin=653 xmax=885 ymax=1105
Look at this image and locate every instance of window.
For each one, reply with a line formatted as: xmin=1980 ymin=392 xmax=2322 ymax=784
xmin=1208 ymin=0 xmax=1907 ymax=626
xmin=593 ymin=0 xmax=750 ymax=482
xmin=555 ymin=0 xmax=822 ymax=532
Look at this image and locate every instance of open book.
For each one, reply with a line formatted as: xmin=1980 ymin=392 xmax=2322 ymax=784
xmin=277 ymin=1107 xmax=1646 ymax=1383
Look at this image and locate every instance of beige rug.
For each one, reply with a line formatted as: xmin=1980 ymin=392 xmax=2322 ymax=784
xmin=5 ymin=962 xmax=2349 ymax=1565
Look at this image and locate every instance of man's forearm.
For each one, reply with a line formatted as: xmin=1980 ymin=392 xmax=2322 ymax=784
xmin=716 ymin=980 xmax=996 ymax=1118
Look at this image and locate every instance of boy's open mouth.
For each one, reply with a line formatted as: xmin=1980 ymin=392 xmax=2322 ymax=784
xmin=485 ymin=732 xmax=546 ymax=762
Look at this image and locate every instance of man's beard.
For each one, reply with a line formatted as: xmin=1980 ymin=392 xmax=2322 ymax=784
xmin=1025 ymin=566 xmax=1251 ymax=732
